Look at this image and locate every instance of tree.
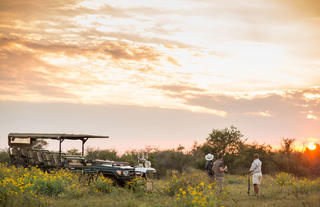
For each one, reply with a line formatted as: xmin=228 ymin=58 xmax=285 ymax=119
xmin=177 ymin=145 xmax=185 ymax=151
xmin=281 ymin=138 xmax=295 ymax=154
xmin=233 ymin=143 xmax=274 ymax=174
xmin=151 ymin=149 xmax=191 ymax=176
xmin=86 ymin=148 xmax=119 ymax=161
xmin=66 ymin=148 xmax=81 ymax=155
xmin=33 ymin=139 xmax=48 ymax=149
xmin=206 ymin=125 xmax=245 ymax=155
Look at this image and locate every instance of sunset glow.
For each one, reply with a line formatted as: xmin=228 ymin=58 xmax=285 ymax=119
xmin=0 ymin=0 xmax=320 ymax=151
xmin=307 ymin=142 xmax=316 ymax=151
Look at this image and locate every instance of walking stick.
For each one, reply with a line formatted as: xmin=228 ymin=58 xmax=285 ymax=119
xmin=247 ymin=173 xmax=250 ymax=196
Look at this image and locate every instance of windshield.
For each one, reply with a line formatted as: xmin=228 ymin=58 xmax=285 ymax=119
xmin=10 ymin=137 xmax=31 ymax=144
xmin=8 ymin=137 xmax=34 ymax=147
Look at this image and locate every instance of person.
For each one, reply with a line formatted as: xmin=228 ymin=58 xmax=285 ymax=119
xmin=249 ymin=153 xmax=262 ymax=196
xmin=205 ymin=153 xmax=214 ymax=180
xmin=213 ymin=153 xmax=227 ymax=192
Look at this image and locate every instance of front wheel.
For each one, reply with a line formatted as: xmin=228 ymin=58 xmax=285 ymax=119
xmin=107 ymin=175 xmax=122 ymax=186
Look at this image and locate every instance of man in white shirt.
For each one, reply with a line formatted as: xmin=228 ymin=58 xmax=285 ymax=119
xmin=249 ymin=153 xmax=262 ymax=196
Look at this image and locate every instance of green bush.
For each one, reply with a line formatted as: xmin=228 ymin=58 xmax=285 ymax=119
xmin=90 ymin=175 xmax=114 ymax=193
xmin=32 ymin=177 xmax=65 ymax=197
xmin=163 ymin=172 xmax=208 ymax=196
xmin=0 ymin=150 xmax=10 ymax=163
xmin=126 ymin=177 xmax=146 ymax=192
xmin=275 ymin=172 xmax=295 ymax=187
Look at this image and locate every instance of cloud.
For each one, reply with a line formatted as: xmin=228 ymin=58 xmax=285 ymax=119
xmin=0 ymin=0 xmax=81 ymax=23
xmin=78 ymin=29 xmax=194 ymax=48
xmin=0 ymin=0 xmax=131 ymax=23
xmin=0 ymin=0 xmax=319 ymax=120
xmin=0 ymin=0 xmax=194 ymax=50
xmin=303 ymin=87 xmax=320 ymax=102
xmin=1 ymin=33 xmax=319 ymax=119
xmin=101 ymin=41 xmax=161 ymax=61
xmin=0 ymin=45 xmax=78 ymax=101
xmin=0 ymin=36 xmax=164 ymax=74
xmin=278 ymin=0 xmax=320 ymax=18
xmin=167 ymin=57 xmax=181 ymax=66
xmin=152 ymin=84 xmax=205 ymax=93
xmin=245 ymin=111 xmax=272 ymax=117
xmin=27 ymin=84 xmax=77 ymax=99
xmin=0 ymin=35 xmax=170 ymax=106
xmin=6 ymin=38 xmax=161 ymax=62
xmin=181 ymin=88 xmax=320 ymax=118
xmin=307 ymin=113 xmax=318 ymax=120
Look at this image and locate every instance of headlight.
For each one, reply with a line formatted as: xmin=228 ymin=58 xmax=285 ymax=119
xmin=123 ymin=170 xmax=129 ymax=176
xmin=116 ymin=170 xmax=122 ymax=176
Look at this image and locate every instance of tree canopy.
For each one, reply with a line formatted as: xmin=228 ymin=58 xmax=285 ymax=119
xmin=33 ymin=139 xmax=48 ymax=150
xmin=206 ymin=125 xmax=245 ymax=155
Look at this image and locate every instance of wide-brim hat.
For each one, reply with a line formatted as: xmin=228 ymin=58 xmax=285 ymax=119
xmin=205 ymin=153 xmax=214 ymax=161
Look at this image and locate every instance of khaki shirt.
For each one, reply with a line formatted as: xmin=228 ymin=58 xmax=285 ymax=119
xmin=213 ymin=159 xmax=224 ymax=177
xmin=250 ymin=159 xmax=262 ymax=174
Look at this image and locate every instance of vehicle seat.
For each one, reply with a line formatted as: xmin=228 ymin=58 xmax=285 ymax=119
xmin=43 ymin=152 xmax=54 ymax=167
xmin=52 ymin=153 xmax=63 ymax=167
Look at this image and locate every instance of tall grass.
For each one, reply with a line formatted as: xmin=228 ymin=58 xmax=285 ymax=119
xmin=1 ymin=163 xmax=319 ymax=207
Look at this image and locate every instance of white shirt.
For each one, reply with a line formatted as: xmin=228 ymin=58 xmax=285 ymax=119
xmin=250 ymin=159 xmax=262 ymax=174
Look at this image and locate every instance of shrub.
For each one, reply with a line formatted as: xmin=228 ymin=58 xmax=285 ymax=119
xmin=0 ymin=163 xmax=85 ymax=204
xmin=175 ymin=182 xmax=220 ymax=207
xmin=32 ymin=177 xmax=65 ymax=197
xmin=275 ymin=172 xmax=295 ymax=187
xmin=90 ymin=175 xmax=114 ymax=193
xmin=170 ymin=173 xmax=221 ymax=207
xmin=0 ymin=150 xmax=10 ymax=163
xmin=291 ymin=177 xmax=320 ymax=195
xmin=163 ymin=172 xmax=208 ymax=196
xmin=126 ymin=177 xmax=146 ymax=192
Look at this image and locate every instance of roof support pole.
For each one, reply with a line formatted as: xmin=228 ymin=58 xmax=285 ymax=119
xmin=59 ymin=138 xmax=61 ymax=154
xmin=82 ymin=138 xmax=88 ymax=156
xmin=59 ymin=138 xmax=64 ymax=155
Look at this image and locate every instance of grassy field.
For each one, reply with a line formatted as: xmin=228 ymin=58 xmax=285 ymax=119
xmin=1 ymin=163 xmax=319 ymax=207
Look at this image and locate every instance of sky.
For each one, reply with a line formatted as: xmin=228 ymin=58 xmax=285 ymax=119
xmin=0 ymin=0 xmax=319 ymax=153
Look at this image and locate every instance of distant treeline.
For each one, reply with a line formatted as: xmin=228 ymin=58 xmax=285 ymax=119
xmin=1 ymin=126 xmax=319 ymax=177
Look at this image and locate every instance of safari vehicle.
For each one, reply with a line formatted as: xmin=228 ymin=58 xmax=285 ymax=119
xmin=8 ymin=133 xmax=136 ymax=185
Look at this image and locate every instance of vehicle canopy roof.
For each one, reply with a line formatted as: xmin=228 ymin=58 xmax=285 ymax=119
xmin=8 ymin=133 xmax=109 ymax=140
xmin=8 ymin=133 xmax=109 ymax=156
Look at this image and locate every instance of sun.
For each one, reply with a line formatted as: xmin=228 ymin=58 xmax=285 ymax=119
xmin=307 ymin=142 xmax=316 ymax=151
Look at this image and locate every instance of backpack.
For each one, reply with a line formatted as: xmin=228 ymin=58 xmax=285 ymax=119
xmin=206 ymin=161 xmax=214 ymax=176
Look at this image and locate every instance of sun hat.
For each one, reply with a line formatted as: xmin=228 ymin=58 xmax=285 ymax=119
xmin=205 ymin=153 xmax=214 ymax=161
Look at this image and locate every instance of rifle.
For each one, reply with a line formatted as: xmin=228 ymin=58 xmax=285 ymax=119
xmin=247 ymin=173 xmax=251 ymax=196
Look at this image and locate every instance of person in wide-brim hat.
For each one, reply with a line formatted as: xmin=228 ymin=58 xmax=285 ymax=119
xmin=205 ymin=153 xmax=214 ymax=161
xmin=205 ymin=153 xmax=215 ymax=180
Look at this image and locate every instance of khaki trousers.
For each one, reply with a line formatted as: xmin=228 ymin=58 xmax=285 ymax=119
xmin=215 ymin=176 xmax=223 ymax=192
